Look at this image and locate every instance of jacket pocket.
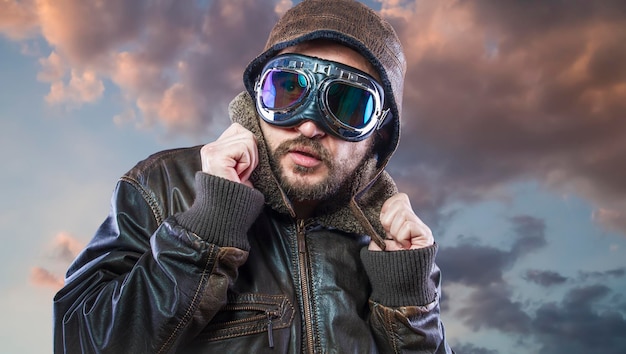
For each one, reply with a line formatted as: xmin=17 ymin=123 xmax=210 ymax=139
xmin=197 ymin=292 xmax=294 ymax=343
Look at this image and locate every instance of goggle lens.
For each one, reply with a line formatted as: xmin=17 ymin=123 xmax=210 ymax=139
xmin=326 ymin=82 xmax=374 ymax=129
xmin=260 ymin=70 xmax=308 ymax=110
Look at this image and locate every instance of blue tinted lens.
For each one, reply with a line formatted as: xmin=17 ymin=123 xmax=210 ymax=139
xmin=261 ymin=70 xmax=307 ymax=110
xmin=326 ymin=82 xmax=373 ymax=128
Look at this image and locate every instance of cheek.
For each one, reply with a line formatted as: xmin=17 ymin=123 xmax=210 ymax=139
xmin=334 ymin=141 xmax=371 ymax=166
xmin=259 ymin=121 xmax=279 ymax=152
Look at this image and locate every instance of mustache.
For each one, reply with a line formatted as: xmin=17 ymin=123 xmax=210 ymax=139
xmin=273 ymin=135 xmax=333 ymax=168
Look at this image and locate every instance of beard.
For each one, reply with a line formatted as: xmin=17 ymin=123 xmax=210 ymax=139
xmin=268 ymin=135 xmax=371 ymax=203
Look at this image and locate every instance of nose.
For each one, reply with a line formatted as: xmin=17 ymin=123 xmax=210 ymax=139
xmin=295 ymin=120 xmax=326 ymax=139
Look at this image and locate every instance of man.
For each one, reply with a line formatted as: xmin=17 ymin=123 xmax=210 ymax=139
xmin=54 ymin=0 xmax=453 ymax=352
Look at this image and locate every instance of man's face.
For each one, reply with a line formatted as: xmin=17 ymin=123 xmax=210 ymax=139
xmin=259 ymin=42 xmax=377 ymax=202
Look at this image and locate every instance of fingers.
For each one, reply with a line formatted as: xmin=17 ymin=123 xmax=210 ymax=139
xmin=374 ymin=193 xmax=434 ymax=251
xmin=201 ymin=123 xmax=258 ymax=186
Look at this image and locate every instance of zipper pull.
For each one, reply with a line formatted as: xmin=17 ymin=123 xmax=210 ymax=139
xmin=267 ymin=311 xmax=275 ymax=348
xmin=297 ymin=219 xmax=306 ymax=254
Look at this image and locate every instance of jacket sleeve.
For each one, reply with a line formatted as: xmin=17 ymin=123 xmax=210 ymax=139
xmin=53 ymin=172 xmax=264 ymax=354
xmin=360 ymin=244 xmax=454 ymax=353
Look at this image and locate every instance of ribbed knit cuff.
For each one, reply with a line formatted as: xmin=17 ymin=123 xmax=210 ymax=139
xmin=175 ymin=172 xmax=265 ymax=251
xmin=360 ymin=244 xmax=438 ymax=307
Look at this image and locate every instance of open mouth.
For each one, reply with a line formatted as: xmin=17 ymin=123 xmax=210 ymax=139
xmin=291 ymin=147 xmax=320 ymax=160
xmin=287 ymin=146 xmax=323 ymax=168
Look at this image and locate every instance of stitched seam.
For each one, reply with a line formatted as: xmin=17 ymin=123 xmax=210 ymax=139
xmin=200 ymin=295 xmax=296 ymax=342
xmin=201 ymin=320 xmax=291 ymax=342
xmin=156 ymin=244 xmax=216 ymax=354
xmin=385 ymin=308 xmax=400 ymax=354
xmin=131 ymin=148 xmax=193 ymax=177
xmin=120 ymin=176 xmax=163 ymax=225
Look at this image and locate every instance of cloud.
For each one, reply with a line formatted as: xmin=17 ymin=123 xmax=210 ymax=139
xmin=36 ymin=0 xmax=147 ymax=62
xmin=438 ymin=215 xmax=547 ymax=286
xmin=439 ymin=212 xmax=626 ymax=352
xmin=3 ymin=0 xmax=625 ymax=225
xmin=456 ymin=284 xmax=532 ymax=334
xmin=49 ymin=232 xmax=85 ymax=263
xmin=2 ymin=0 xmax=281 ymax=136
xmin=451 ymin=343 xmax=498 ymax=354
xmin=7 ymin=0 xmax=624 ymax=234
xmin=524 ymin=270 xmax=568 ymax=287
xmin=438 ymin=242 xmax=512 ymax=287
xmin=0 ymin=0 xmax=38 ymax=40
xmin=30 ymin=232 xmax=85 ymax=289
xmin=37 ymin=51 xmax=65 ymax=82
xmin=578 ymin=267 xmax=626 ymax=282
xmin=593 ymin=206 xmax=626 ymax=235
xmin=380 ymin=0 xmax=626 ymax=235
xmin=275 ymin=0 xmax=294 ymax=15
xmin=44 ymin=69 xmax=104 ymax=107
xmin=30 ymin=267 xmax=64 ymax=289
xmin=509 ymin=215 xmax=547 ymax=255
xmin=533 ymin=285 xmax=626 ymax=354
xmin=438 ymin=215 xmax=545 ymax=334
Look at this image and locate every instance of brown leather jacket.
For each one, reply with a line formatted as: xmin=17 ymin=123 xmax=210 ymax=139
xmin=53 ymin=93 xmax=453 ymax=353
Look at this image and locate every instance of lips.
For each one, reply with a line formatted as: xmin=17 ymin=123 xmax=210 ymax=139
xmin=287 ymin=146 xmax=323 ymax=168
xmin=291 ymin=146 xmax=320 ymax=159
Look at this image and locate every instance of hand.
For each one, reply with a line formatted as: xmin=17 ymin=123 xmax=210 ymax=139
xmin=369 ymin=193 xmax=434 ymax=251
xmin=201 ymin=123 xmax=258 ymax=188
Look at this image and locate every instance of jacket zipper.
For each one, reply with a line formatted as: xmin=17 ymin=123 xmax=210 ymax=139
xmin=266 ymin=310 xmax=278 ymax=348
xmin=297 ymin=219 xmax=316 ymax=353
xmin=219 ymin=304 xmax=279 ymax=348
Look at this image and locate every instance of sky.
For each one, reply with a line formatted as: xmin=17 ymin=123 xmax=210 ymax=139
xmin=0 ymin=0 xmax=625 ymax=353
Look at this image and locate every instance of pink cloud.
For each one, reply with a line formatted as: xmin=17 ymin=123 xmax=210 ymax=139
xmin=8 ymin=0 xmax=278 ymax=136
xmin=50 ymin=231 xmax=85 ymax=262
xmin=44 ymin=69 xmax=104 ymax=107
xmin=30 ymin=232 xmax=85 ymax=289
xmin=37 ymin=51 xmax=66 ymax=82
xmin=30 ymin=267 xmax=64 ymax=289
xmin=36 ymin=0 xmax=146 ymax=63
xmin=0 ymin=0 xmax=38 ymax=40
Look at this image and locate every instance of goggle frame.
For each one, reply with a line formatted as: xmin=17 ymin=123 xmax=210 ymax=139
xmin=254 ymin=54 xmax=389 ymax=141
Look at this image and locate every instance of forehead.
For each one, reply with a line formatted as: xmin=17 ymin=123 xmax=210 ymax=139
xmin=278 ymin=41 xmax=380 ymax=81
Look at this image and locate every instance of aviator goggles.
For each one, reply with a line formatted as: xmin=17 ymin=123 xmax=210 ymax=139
xmin=254 ymin=54 xmax=389 ymax=142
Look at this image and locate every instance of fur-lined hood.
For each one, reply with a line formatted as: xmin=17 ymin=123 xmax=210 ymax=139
xmin=229 ymin=92 xmax=397 ymax=248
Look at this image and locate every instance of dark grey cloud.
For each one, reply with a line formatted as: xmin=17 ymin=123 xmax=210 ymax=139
xmin=471 ymin=0 xmax=626 ymax=46
xmin=533 ymin=285 xmax=626 ymax=354
xmin=456 ymin=284 xmax=532 ymax=334
xmin=438 ymin=211 xmax=625 ymax=352
xmin=438 ymin=242 xmax=511 ymax=287
xmin=437 ymin=216 xmax=545 ymax=335
xmin=509 ymin=215 xmax=547 ymax=257
xmin=524 ymin=270 xmax=568 ymax=287
xmin=438 ymin=215 xmax=547 ymax=287
xmin=578 ymin=267 xmax=626 ymax=282
xmin=452 ymin=343 xmax=499 ymax=354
